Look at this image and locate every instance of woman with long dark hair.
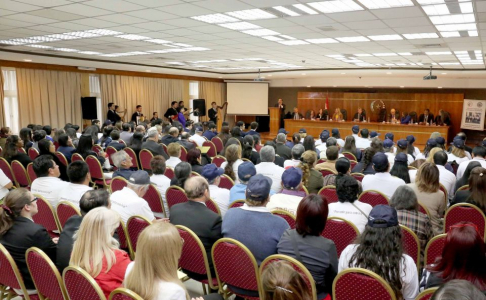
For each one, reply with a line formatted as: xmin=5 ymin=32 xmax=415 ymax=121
xmin=99 ymin=126 xmax=114 ymax=149
xmin=323 ymin=157 xmax=362 ymax=192
xmin=303 ymin=135 xmax=320 ymax=157
xmin=390 ymin=153 xmax=411 ymax=184
xmin=76 ymin=134 xmax=106 ymax=164
xmin=19 ymin=128 xmax=33 ymax=152
xmin=66 ymin=128 xmax=79 ymax=148
xmin=217 ymin=126 xmax=230 ymax=147
xmin=0 ymin=127 xmax=11 ymax=150
xmin=416 ymin=139 xmax=438 ymax=160
xmin=454 ymin=161 xmax=481 ymax=193
xmin=38 ymin=139 xmax=68 ymax=181
xmin=2 ymin=135 xmax=32 ymax=167
xmin=230 ymin=126 xmax=244 ymax=145
xmin=187 ymin=148 xmax=203 ymax=174
xmin=242 ymin=135 xmax=258 ymax=165
xmin=406 ymin=135 xmax=420 ymax=158
xmin=451 ymin=167 xmax=486 ymax=214
xmin=342 ymin=136 xmax=361 ymax=161
xmin=351 ymin=147 xmax=376 ymax=175
xmin=339 ymin=205 xmax=419 ymax=300
xmin=220 ymin=144 xmax=243 ymax=183
xmin=170 ymin=162 xmax=192 ymax=188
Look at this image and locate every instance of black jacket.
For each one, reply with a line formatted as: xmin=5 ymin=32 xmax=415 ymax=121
xmin=56 ymin=215 xmax=82 ymax=271
xmin=7 ymin=153 xmax=32 ymax=168
xmin=208 ymin=108 xmax=218 ymax=123
xmin=419 ymin=113 xmax=435 ymax=124
xmin=353 ymin=112 xmax=366 ymax=122
xmin=107 ymin=141 xmax=126 ymax=151
xmin=131 ymin=111 xmax=142 ymax=123
xmin=0 ymin=216 xmax=57 ymax=289
xmin=276 ymin=143 xmax=292 ymax=160
xmin=177 ymin=140 xmax=195 ymax=151
xmin=107 ymin=110 xmax=119 ymax=124
xmin=161 ymin=135 xmax=179 ymax=146
xmin=142 ymin=140 xmax=168 ymax=159
xmin=164 ymin=107 xmax=178 ymax=121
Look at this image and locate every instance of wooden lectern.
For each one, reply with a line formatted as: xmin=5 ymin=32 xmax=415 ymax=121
xmin=269 ymin=107 xmax=280 ymax=136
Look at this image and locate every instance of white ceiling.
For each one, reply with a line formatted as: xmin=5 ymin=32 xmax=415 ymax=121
xmin=1 ymin=0 xmax=486 ymax=78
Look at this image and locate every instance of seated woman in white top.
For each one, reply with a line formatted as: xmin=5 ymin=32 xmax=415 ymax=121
xmin=338 ymin=205 xmax=419 ymax=300
xmin=220 ymin=143 xmax=243 ymax=184
xmin=447 ymin=139 xmax=470 ymax=165
xmin=328 ymin=174 xmax=372 ymax=233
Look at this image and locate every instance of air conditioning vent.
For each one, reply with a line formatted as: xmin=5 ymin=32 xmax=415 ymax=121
xmin=317 ymin=26 xmax=336 ymax=31
xmin=418 ymin=43 xmax=443 ymax=48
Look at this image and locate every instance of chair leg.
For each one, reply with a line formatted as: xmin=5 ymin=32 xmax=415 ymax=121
xmin=201 ymin=283 xmax=207 ymax=295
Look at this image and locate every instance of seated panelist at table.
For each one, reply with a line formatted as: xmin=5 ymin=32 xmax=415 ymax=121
xmin=400 ymin=112 xmax=412 ymax=124
xmin=317 ymin=108 xmax=328 ymax=120
xmin=291 ymin=107 xmax=303 ymax=120
xmin=434 ymin=109 xmax=451 ymax=126
xmin=353 ymin=107 xmax=366 ymax=122
xmin=332 ymin=108 xmax=343 ymax=121
xmin=418 ymin=109 xmax=434 ymax=125
xmin=388 ymin=108 xmax=400 ymax=123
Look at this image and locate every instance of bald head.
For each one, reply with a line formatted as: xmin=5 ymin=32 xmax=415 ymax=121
xmin=184 ymin=176 xmax=209 ymax=200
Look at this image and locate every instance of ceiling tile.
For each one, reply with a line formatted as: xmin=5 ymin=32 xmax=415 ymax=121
xmin=15 ymin=0 xmax=72 ymax=7
xmin=162 ymin=18 xmax=206 ymax=27
xmin=83 ymin=0 xmax=146 ymax=13
xmin=96 ymin=14 xmax=147 ymax=24
xmin=4 ymin=13 xmax=58 ymax=24
xmin=192 ymin=0 xmax=253 ymax=12
xmin=125 ymin=9 xmax=179 ymax=21
xmin=159 ymin=3 xmax=214 ymax=17
xmin=328 ymin=11 xmax=377 ymax=23
xmin=370 ymin=7 xmax=425 ymax=20
xmin=124 ymin=0 xmax=184 ymax=7
xmin=288 ymin=15 xmax=336 ymax=26
xmin=27 ymin=8 xmax=85 ymax=21
xmin=239 ymin=0 xmax=297 ymax=7
xmin=383 ymin=17 xmax=432 ymax=28
xmin=71 ymin=18 xmax=120 ymax=28
xmin=345 ymin=20 xmax=389 ymax=30
xmin=190 ymin=25 xmax=232 ymax=34
xmin=0 ymin=0 xmax=41 ymax=12
xmin=132 ymin=22 xmax=177 ymax=31
xmin=53 ymin=4 xmax=113 ymax=17
xmin=0 ymin=9 xmax=17 ymax=16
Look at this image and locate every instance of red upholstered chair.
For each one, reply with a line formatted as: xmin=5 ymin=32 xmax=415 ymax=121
xmin=165 ymin=186 xmax=188 ymax=210
xmin=92 ymin=144 xmax=103 ymax=156
xmin=126 ymin=216 xmax=152 ymax=253
xmin=110 ymin=176 xmax=128 ymax=193
xmin=400 ymin=225 xmax=420 ymax=270
xmin=164 ymin=166 xmax=175 ymax=179
xmin=350 ymin=160 xmax=357 ymax=170
xmin=18 ymin=147 xmax=26 ymax=154
xmin=229 ymin=200 xmax=245 ymax=209
xmin=418 ymin=203 xmax=431 ymax=218
xmin=439 ymin=183 xmax=448 ymax=207
xmin=218 ymin=174 xmax=234 ymax=190
xmin=32 ymin=195 xmax=61 ymax=237
xmin=0 ymin=157 xmax=14 ymax=183
xmin=56 ymin=201 xmax=81 ymax=229
xmin=139 ymin=149 xmax=153 ymax=171
xmin=191 ymin=171 xmax=200 ymax=177
xmin=109 ymin=288 xmax=143 ymax=300
xmin=271 ymin=210 xmax=296 ymax=229
xmin=161 ymin=144 xmax=168 ymax=156
xmin=212 ymin=238 xmax=262 ymax=299
xmin=207 ymin=198 xmax=221 ymax=215
xmin=342 ymin=152 xmax=357 ymax=161
xmin=11 ymin=160 xmax=30 ymax=188
xmin=319 ymin=168 xmax=336 ymax=178
xmin=444 ymin=203 xmax=486 ymax=240
xmin=28 ymin=147 xmax=39 ymax=160
xmin=322 ymin=217 xmax=359 ymax=258
xmin=424 ymin=234 xmax=447 ymax=266
xmin=105 ymin=146 xmax=117 ymax=168
xmin=350 ymin=172 xmax=365 ymax=182
xmin=318 ymin=185 xmax=339 ymax=204
xmin=176 ymin=225 xmax=219 ymax=293
xmin=456 ymin=184 xmax=469 ymax=192
xmin=86 ymin=155 xmax=111 ymax=188
xmin=117 ymin=222 xmax=133 ymax=259
xmin=317 ymin=158 xmax=326 ymax=164
xmin=119 ymin=140 xmax=126 ymax=147
xmin=179 ymin=146 xmax=188 ymax=162
xmin=0 ymin=244 xmax=39 ymax=300
xmin=212 ymin=155 xmax=227 ymax=167
xmin=203 ymin=141 xmax=217 ymax=158
xmin=211 ymin=136 xmax=224 ymax=154
xmin=415 ymin=288 xmax=438 ymax=300
xmin=55 ymin=151 xmax=68 ymax=166
xmin=26 ymin=162 xmax=37 ymax=184
xmin=333 ymin=268 xmax=397 ymax=300
xmin=71 ymin=153 xmax=84 ymax=162
xmin=358 ymin=190 xmax=389 ymax=207
xmin=124 ymin=148 xmax=139 ymax=170
xmin=142 ymin=184 xmax=166 ymax=218
xmin=26 ymin=247 xmax=68 ymax=300
xmin=62 ymin=266 xmax=106 ymax=300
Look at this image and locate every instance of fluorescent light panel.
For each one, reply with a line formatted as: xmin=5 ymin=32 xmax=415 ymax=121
xmin=226 ymin=9 xmax=276 ymax=20
xmin=440 ymin=31 xmax=460 ymax=37
xmin=292 ymin=4 xmax=319 ymax=14
xmin=218 ymin=22 xmax=261 ymax=30
xmin=262 ymin=36 xmax=283 ymax=41
xmin=116 ymin=34 xmax=150 ymax=40
xmin=308 ymin=0 xmax=364 ymax=13
xmin=336 ymin=36 xmax=370 ymax=42
xmin=53 ymin=48 xmax=79 ymax=52
xmin=64 ymin=31 xmax=100 ymax=38
xmin=425 ymin=51 xmax=452 ymax=55
xmin=357 ymin=0 xmax=413 ymax=9
xmin=146 ymin=39 xmax=171 ymax=44
xmin=278 ymin=40 xmax=309 ymax=45
xmin=373 ymin=53 xmax=397 ymax=56
xmin=368 ymin=34 xmax=403 ymax=41
xmin=436 ymin=23 xmax=476 ymax=31
xmin=429 ymin=14 xmax=475 ymax=25
xmin=306 ymin=38 xmax=339 ymax=44
xmin=191 ymin=13 xmax=239 ymax=24
xmin=273 ymin=6 xmax=300 ymax=16
xmin=25 ymin=44 xmax=53 ymax=49
xmin=242 ymin=29 xmax=280 ymax=36
xmin=403 ymin=32 xmax=439 ymax=39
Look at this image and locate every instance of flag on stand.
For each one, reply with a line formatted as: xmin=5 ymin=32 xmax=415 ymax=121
xmin=325 ymin=92 xmax=329 ymax=110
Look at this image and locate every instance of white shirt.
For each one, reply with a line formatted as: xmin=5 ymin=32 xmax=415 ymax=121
xmin=31 ymin=177 xmax=70 ymax=207
xmin=0 ymin=169 xmax=12 ymax=200
xmin=436 ymin=165 xmax=456 ymax=200
xmin=220 ymin=159 xmax=244 ymax=184
xmin=58 ymin=183 xmax=92 ymax=207
xmin=447 ymin=153 xmax=469 ymax=165
xmin=336 ymin=138 xmax=345 ymax=148
xmin=315 ymin=139 xmax=322 ymax=146
xmin=316 ymin=143 xmax=327 ymax=154
xmin=165 ymin=156 xmax=182 ymax=169
xmin=409 ymin=169 xmax=418 ymax=183
xmin=456 ymin=157 xmax=486 ymax=179
xmin=209 ymin=184 xmax=230 ymax=217
xmin=283 ymin=159 xmax=300 ymax=169
xmin=267 ymin=193 xmax=303 ymax=215
xmin=385 ymin=152 xmax=395 ymax=169
xmin=362 ymin=172 xmax=406 ymax=199
xmin=328 ymin=201 xmax=372 ymax=233
xmin=255 ymin=162 xmax=285 ymax=193
xmin=355 ymin=138 xmax=371 ymax=149
xmin=150 ymin=174 xmax=171 ymax=218
xmin=110 ymin=187 xmax=155 ymax=224
xmin=189 ymin=134 xmax=205 ymax=147
xmin=339 ymin=244 xmax=419 ymax=300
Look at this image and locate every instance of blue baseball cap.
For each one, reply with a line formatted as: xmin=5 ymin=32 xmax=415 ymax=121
xmin=352 ymin=125 xmax=360 ymax=134
xmin=427 ymin=138 xmax=438 ymax=147
xmin=436 ymin=137 xmax=445 ymax=145
xmin=299 ymin=128 xmax=307 ymax=133
xmin=201 ymin=164 xmax=224 ymax=181
xmin=370 ymin=131 xmax=380 ymax=138
xmin=395 ymin=152 xmax=408 ymax=163
xmin=278 ymin=128 xmax=289 ymax=134
xmin=238 ymin=162 xmax=256 ymax=182
xmin=320 ymin=129 xmax=330 ymax=140
xmin=453 ymin=139 xmax=465 ymax=149
xmin=397 ymin=139 xmax=408 ymax=149
xmin=331 ymin=128 xmax=340 ymax=136
xmin=383 ymin=139 xmax=394 ymax=148
xmin=385 ymin=132 xmax=394 ymax=141
xmin=368 ymin=205 xmax=399 ymax=228
xmin=372 ymin=152 xmax=389 ymax=169
xmin=128 ymin=170 xmax=150 ymax=185
xmin=246 ymin=174 xmax=271 ymax=201
xmin=406 ymin=135 xmax=415 ymax=144
xmin=281 ymin=167 xmax=302 ymax=189
xmin=195 ymin=126 xmax=203 ymax=132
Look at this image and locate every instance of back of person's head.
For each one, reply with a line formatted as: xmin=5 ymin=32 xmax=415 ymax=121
xmin=186 ymin=148 xmax=201 ymax=165
xmin=262 ymin=260 xmax=312 ymax=300
xmin=0 ymin=188 xmax=32 ymax=235
xmin=427 ymin=147 xmax=443 ymax=164
xmin=291 ymin=144 xmax=305 ymax=160
xmin=472 ymin=146 xmax=486 ymax=158
xmin=3 ymin=135 xmax=20 ymax=159
xmin=433 ymin=150 xmax=448 ymax=166
xmin=335 ymin=157 xmax=351 ymax=175
xmin=468 ymin=167 xmax=486 ymax=212
xmin=150 ymin=155 xmax=166 ymax=175
xmin=42 ymin=125 xmax=52 ymax=135
xmin=231 ymin=126 xmax=241 ymax=137
xmin=220 ymin=125 xmax=229 ymax=134
xmin=299 ymin=150 xmax=317 ymax=188
xmin=167 ymin=143 xmax=181 ymax=157
xmin=303 ymin=135 xmax=315 ymax=151
xmin=58 ymin=134 xmax=70 ymax=147
xmin=67 ymin=161 xmax=89 ymax=184
xmin=110 ymin=130 xmax=120 ymax=140
xmin=236 ymin=121 xmax=244 ymax=127
xmin=389 ymin=185 xmax=418 ymax=211
xmin=111 ymin=150 xmax=128 ymax=169
xmin=336 ymin=175 xmax=360 ymax=203
xmin=184 ymin=176 xmax=208 ymax=199
xmin=431 ymin=279 xmax=486 ymax=300
xmin=409 ymin=158 xmax=425 ymax=169
xmin=122 ymin=123 xmax=130 ymax=132
xmin=260 ymin=146 xmax=276 ymax=163
xmin=292 ymin=133 xmax=300 ymax=144
xmin=168 ymin=127 xmax=179 ymax=136
xmin=79 ymin=189 xmax=110 ymax=216
xmin=416 ymin=162 xmax=440 ymax=193
xmin=326 ymin=146 xmax=339 ymax=160
xmin=174 ymin=162 xmax=191 ymax=188
xmin=242 ymin=135 xmax=254 ymax=159
xmin=66 ymin=128 xmax=77 ymax=140
xmin=276 ymin=133 xmax=286 ymax=144
xmin=326 ymin=137 xmax=337 ymax=147
xmin=77 ymin=134 xmax=94 ymax=154
xmin=180 ymin=132 xmax=189 ymax=140
xmin=370 ymin=137 xmax=384 ymax=153
xmin=250 ymin=122 xmax=258 ymax=130
xmin=33 ymin=130 xmax=46 ymax=142
xmin=19 ymin=128 xmax=32 ymax=143
xmin=33 ymin=155 xmax=55 ymax=177
xmin=124 ymin=222 xmax=187 ymax=300
xmin=38 ymin=138 xmax=53 ymax=155
xmin=296 ymin=194 xmax=329 ymax=237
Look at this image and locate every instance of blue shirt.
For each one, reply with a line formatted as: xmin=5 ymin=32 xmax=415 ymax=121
xmin=203 ymin=130 xmax=217 ymax=140
xmin=112 ymin=168 xmax=136 ymax=180
xmin=57 ymin=146 xmax=76 ymax=162
xmin=229 ymin=184 xmax=276 ymax=203
xmin=401 ymin=115 xmax=412 ymax=124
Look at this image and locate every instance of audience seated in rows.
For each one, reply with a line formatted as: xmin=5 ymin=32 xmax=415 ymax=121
xmin=323 ymin=157 xmax=363 ymax=192
xmin=255 ymin=146 xmax=285 ymax=193
xmin=166 ymin=143 xmax=182 ymax=169
xmin=57 ymin=133 xmax=76 ymax=162
xmin=201 ymin=164 xmax=229 ymax=217
xmin=38 ymin=138 xmax=69 ymax=181
xmin=316 ymin=146 xmax=339 ymax=172
xmin=362 ymin=152 xmax=405 ymax=199
xmin=261 ymin=260 xmax=313 ymax=300
xmin=177 ymin=132 xmax=195 ymax=151
xmin=107 ymin=130 xmax=126 ymax=151
xmin=433 ymin=151 xmax=457 ymax=200
xmin=298 ymin=150 xmax=323 ymax=194
xmin=148 ymin=155 xmax=171 ymax=217
xmin=267 ymin=167 xmax=306 ymax=215
xmin=229 ymin=161 xmax=273 ymax=203
xmin=189 ymin=126 xmax=205 ymax=147
xmin=276 ymin=132 xmax=291 ymax=160
xmin=119 ymin=123 xmax=133 ymax=145
xmin=352 ymin=147 xmax=376 ymax=175
xmin=342 ymin=135 xmax=362 ymax=161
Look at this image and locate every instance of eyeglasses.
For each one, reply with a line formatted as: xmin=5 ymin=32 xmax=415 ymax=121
xmin=31 ymin=197 xmax=38 ymax=203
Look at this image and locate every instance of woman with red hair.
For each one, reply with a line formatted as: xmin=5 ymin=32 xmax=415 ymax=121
xmin=425 ymin=222 xmax=486 ymax=292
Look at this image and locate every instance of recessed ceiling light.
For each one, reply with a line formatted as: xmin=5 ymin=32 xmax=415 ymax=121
xmin=191 ymin=13 xmax=239 ymax=24
xmin=292 ymin=4 xmax=319 ymax=14
xmin=439 ymin=62 xmax=460 ymax=65
xmin=468 ymin=30 xmax=478 ymax=37
xmin=430 ymin=14 xmax=475 ymax=25
xmin=438 ymin=86 xmax=443 ymax=88
xmin=436 ymin=23 xmax=476 ymax=31
xmin=426 ymin=51 xmax=452 ymax=55
xmin=116 ymin=34 xmax=151 ymax=40
xmin=29 ymin=36 xmax=60 ymax=42
xmin=416 ymin=0 xmax=444 ymax=5
xmin=398 ymin=52 xmax=413 ymax=56
xmin=278 ymin=40 xmax=309 ymax=45
xmin=422 ymin=4 xmax=452 ymax=16
xmin=0 ymin=39 xmax=36 ymax=45
xmin=242 ymin=29 xmax=280 ymax=36
xmin=78 ymin=51 xmax=102 ymax=55
xmin=85 ymin=29 xmax=122 ymax=36
xmin=273 ymin=6 xmax=300 ymax=16
xmin=268 ymin=74 xmax=272 ymax=76
xmin=44 ymin=34 xmax=81 ymax=40
xmin=146 ymin=70 xmax=151 ymax=72
xmin=403 ymin=33 xmax=439 ymax=39
xmin=336 ymin=36 xmax=370 ymax=42
xmin=327 ymin=54 xmax=345 ymax=58
xmin=226 ymin=9 xmax=276 ymax=20
xmin=368 ymin=34 xmax=403 ymax=41
xmin=25 ymin=44 xmax=53 ymax=49
xmin=280 ymin=35 xmax=296 ymax=40
xmin=53 ymin=48 xmax=79 ymax=52
xmin=306 ymin=38 xmax=339 ymax=44
xmin=64 ymin=31 xmax=100 ymax=38
xmin=219 ymin=22 xmax=261 ymax=30
xmin=23 ymin=59 xmax=32 ymax=62
xmin=354 ymin=53 xmax=373 ymax=57
xmin=262 ymin=36 xmax=283 ymax=41
xmin=308 ymin=0 xmax=364 ymax=13
xmin=357 ymin=0 xmax=413 ymax=9
xmin=440 ymin=31 xmax=460 ymax=37
xmin=146 ymin=39 xmax=171 ymax=44
xmin=373 ymin=53 xmax=397 ymax=56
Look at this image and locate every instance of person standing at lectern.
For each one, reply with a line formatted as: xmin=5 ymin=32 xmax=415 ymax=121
xmin=131 ymin=105 xmax=143 ymax=125
xmin=353 ymin=107 xmax=366 ymax=122
xmin=208 ymin=102 xmax=218 ymax=123
xmin=419 ymin=109 xmax=434 ymax=125
xmin=275 ymin=99 xmax=286 ymax=128
xmin=164 ymin=101 xmax=179 ymax=123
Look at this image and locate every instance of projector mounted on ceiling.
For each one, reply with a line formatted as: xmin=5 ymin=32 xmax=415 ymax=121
xmin=423 ymin=66 xmax=437 ymax=80
xmin=254 ymin=69 xmax=265 ymax=81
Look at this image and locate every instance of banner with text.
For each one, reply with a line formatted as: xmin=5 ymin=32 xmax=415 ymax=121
xmin=461 ymin=99 xmax=486 ymax=131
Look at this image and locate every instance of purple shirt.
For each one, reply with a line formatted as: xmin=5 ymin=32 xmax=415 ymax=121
xmin=281 ymin=189 xmax=306 ymax=197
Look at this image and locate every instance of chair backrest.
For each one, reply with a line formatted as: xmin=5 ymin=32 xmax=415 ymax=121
xmin=164 ymin=166 xmax=174 ymax=179
xmin=55 ymin=151 xmax=68 ymax=166
xmin=32 ymin=194 xmax=61 ymax=234
xmin=0 ymin=243 xmax=32 ymax=299
xmin=142 ymin=184 xmax=165 ymax=217
xmin=0 ymin=157 xmax=14 ymax=182
xmin=211 ymin=136 xmax=224 ymax=154
xmin=190 ymin=171 xmax=200 ymax=177
xmin=342 ymin=152 xmax=357 ymax=161
xmin=317 ymin=158 xmax=326 ymax=164
xmin=161 ymin=143 xmax=168 ymax=156
xmin=319 ymin=168 xmax=336 ymax=177
xmin=18 ymin=147 xmax=26 ymax=154
xmin=322 ymin=217 xmax=359 ymax=258
xmin=358 ymin=190 xmax=389 ymax=207
xmin=138 ymin=149 xmax=153 ymax=171
xmin=28 ymin=147 xmax=39 ymax=160
xmin=110 ymin=176 xmax=128 ymax=193
xmin=333 ymin=268 xmax=397 ymax=300
xmin=438 ymin=183 xmax=448 ymax=208
xmin=271 ymin=209 xmax=296 ymax=229
xmin=86 ymin=155 xmax=109 ymax=187
xmin=105 ymin=146 xmax=117 ymax=167
xmin=63 ymin=266 xmax=107 ymax=300
xmin=415 ymin=288 xmax=438 ymax=300
xmin=212 ymin=238 xmax=261 ymax=297
xmin=456 ymin=184 xmax=469 ymax=192
xmin=109 ymin=288 xmax=143 ymax=300
xmin=11 ymin=160 xmax=30 ymax=187
xmin=218 ymin=174 xmax=234 ymax=190
xmin=229 ymin=200 xmax=245 ymax=209
xmin=300 ymin=185 xmax=309 ymax=195
xmin=56 ymin=201 xmax=81 ymax=229
xmin=318 ymin=185 xmax=339 ymax=203
xmin=418 ymin=203 xmax=431 ymax=218
xmin=400 ymin=225 xmax=420 ymax=270
xmin=203 ymin=141 xmax=217 ymax=157
xmin=350 ymin=160 xmax=357 ymax=170
xmin=92 ymin=144 xmax=103 ymax=155
xmin=26 ymin=162 xmax=37 ymax=183
xmin=212 ymin=155 xmax=227 ymax=167
xmin=424 ymin=234 xmax=447 ymax=266
xmin=206 ymin=198 xmax=221 ymax=215
xmin=165 ymin=186 xmax=189 ymax=209
xmin=179 ymin=146 xmax=187 ymax=162
xmin=350 ymin=172 xmax=365 ymax=182
xmin=444 ymin=203 xmax=486 ymax=239
xmin=26 ymin=247 xmax=68 ymax=300
xmin=124 ymin=148 xmax=139 ymax=169
xmin=116 ymin=222 xmax=132 ymax=258
xmin=71 ymin=153 xmax=84 ymax=162
xmin=127 ymin=215 xmax=152 ymax=253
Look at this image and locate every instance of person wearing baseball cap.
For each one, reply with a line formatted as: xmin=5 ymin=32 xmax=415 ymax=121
xmin=351 ymin=125 xmax=360 ymax=138
xmin=435 ymin=137 xmax=446 ymax=150
xmin=369 ymin=131 xmax=380 ymax=139
xmin=395 ymin=139 xmax=414 ymax=165
xmin=316 ymin=129 xmax=330 ymax=150
xmin=230 ymin=162 xmax=276 ymax=203
xmin=267 ymin=167 xmax=305 ymax=215
xmin=222 ymin=174 xmax=290 ymax=268
xmin=110 ymin=170 xmax=155 ymax=224
xmin=189 ymin=125 xmax=205 ymax=147
xmin=331 ymin=128 xmax=345 ymax=147
xmin=383 ymin=138 xmax=396 ymax=169
xmin=356 ymin=128 xmax=371 ymax=149
xmin=415 ymin=138 xmax=439 ymax=161
xmin=362 ymin=153 xmax=406 ymax=199
xmin=338 ymin=205 xmax=419 ymax=300
xmin=201 ymin=164 xmax=230 ymax=217
xmin=448 ymin=138 xmax=470 ymax=165
xmin=406 ymin=135 xmax=420 ymax=158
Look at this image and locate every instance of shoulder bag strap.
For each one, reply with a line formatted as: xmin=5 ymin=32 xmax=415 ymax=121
xmin=351 ymin=202 xmax=369 ymax=218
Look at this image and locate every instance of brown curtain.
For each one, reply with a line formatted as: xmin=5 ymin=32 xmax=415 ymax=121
xmin=16 ymin=68 xmax=82 ymax=129
xmin=198 ymin=81 xmax=226 ymax=122
xmin=100 ymin=74 xmax=184 ymax=123
xmin=0 ymin=69 xmax=5 ymax=128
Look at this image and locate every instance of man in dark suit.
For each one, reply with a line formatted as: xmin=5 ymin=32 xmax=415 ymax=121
xmin=131 ymin=105 xmax=143 ymax=124
xmin=107 ymin=102 xmax=118 ymax=125
xmin=203 ymin=123 xmax=218 ymax=140
xmin=164 ymin=101 xmax=179 ymax=123
xmin=291 ymin=107 xmax=303 ymax=120
xmin=353 ymin=107 xmax=366 ymax=122
xmin=208 ymin=102 xmax=218 ymax=123
xmin=57 ymin=189 xmax=111 ymax=271
xmin=170 ymin=176 xmax=223 ymax=277
xmin=275 ymin=99 xmax=286 ymax=128
xmin=419 ymin=108 xmax=434 ymax=125
xmin=245 ymin=122 xmax=260 ymax=137
xmin=388 ymin=108 xmax=400 ymax=123
xmin=160 ymin=127 xmax=179 ymax=146
xmin=142 ymin=128 xmax=169 ymax=159
xmin=177 ymin=132 xmax=195 ymax=151
xmin=276 ymin=132 xmax=291 ymax=160
xmin=107 ymin=130 xmax=126 ymax=151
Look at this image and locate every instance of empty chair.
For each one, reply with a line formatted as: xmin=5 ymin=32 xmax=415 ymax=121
xmin=400 ymin=225 xmax=420 ymax=270
xmin=164 ymin=166 xmax=175 ymax=179
xmin=32 ymin=195 xmax=61 ymax=237
xmin=26 ymin=162 xmax=37 ymax=184
xmin=85 ymin=155 xmax=111 ymax=188
xmin=56 ymin=201 xmax=81 ymax=229
xmin=142 ymin=184 xmax=166 ymax=218
xmin=203 ymin=141 xmax=217 ymax=158
xmin=71 ymin=153 xmax=84 ymax=162
xmin=211 ymin=136 xmax=224 ymax=154
xmin=179 ymin=146 xmax=188 ymax=162
xmin=424 ymin=234 xmax=447 ymax=266
xmin=28 ymin=147 xmax=39 ymax=160
xmin=55 ymin=152 xmax=68 ymax=166
xmin=63 ymin=266 xmax=106 ymax=300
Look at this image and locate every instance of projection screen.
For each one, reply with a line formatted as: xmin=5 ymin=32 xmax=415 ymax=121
xmin=226 ymin=82 xmax=269 ymax=115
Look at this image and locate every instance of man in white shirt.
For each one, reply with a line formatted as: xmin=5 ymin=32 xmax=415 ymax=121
xmin=255 ymin=146 xmax=285 ymax=193
xmin=189 ymin=126 xmax=206 ymax=147
xmin=284 ymin=144 xmax=304 ymax=169
xmin=456 ymin=146 xmax=486 ymax=179
xmin=383 ymin=139 xmax=396 ymax=169
xmin=356 ymin=129 xmax=371 ymax=149
xmin=351 ymin=125 xmax=362 ymax=145
xmin=166 ymin=143 xmax=182 ymax=169
xmin=331 ymin=128 xmax=345 ymax=148
xmin=201 ymin=164 xmax=230 ymax=217
xmin=0 ymin=169 xmax=13 ymax=200
xmin=31 ymin=155 xmax=69 ymax=207
xmin=362 ymin=152 xmax=406 ymax=199
xmin=316 ymin=130 xmax=329 ymax=153
xmin=110 ymin=170 xmax=155 ymax=224
xmin=433 ymin=151 xmax=456 ymax=200
xmin=149 ymin=155 xmax=171 ymax=218
xmin=267 ymin=167 xmax=305 ymax=215
xmin=58 ymin=161 xmax=92 ymax=207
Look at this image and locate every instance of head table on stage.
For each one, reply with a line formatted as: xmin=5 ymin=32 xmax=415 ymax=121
xmin=284 ymin=119 xmax=449 ymax=146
